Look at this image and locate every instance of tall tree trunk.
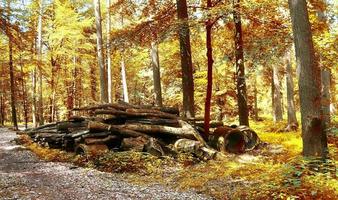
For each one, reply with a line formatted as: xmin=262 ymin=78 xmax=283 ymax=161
xmin=106 ymin=0 xmax=112 ymax=103
xmin=321 ymin=69 xmax=330 ymax=128
xmin=50 ymin=57 xmax=56 ymax=122
xmin=90 ymin=61 xmax=97 ymax=102
xmin=233 ymin=0 xmax=249 ymax=126
xmin=121 ymin=56 xmax=129 ymax=103
xmin=272 ymin=64 xmax=283 ymax=122
xmin=0 ymin=93 xmax=4 ymax=126
xmin=176 ymin=0 xmax=195 ymax=118
xmin=9 ymin=42 xmax=18 ymax=130
xmin=203 ymin=0 xmax=213 ymax=137
xmin=20 ymin=59 xmax=28 ymax=129
xmin=37 ymin=0 xmax=44 ymax=125
xmin=32 ymin=66 xmax=37 ymax=127
xmin=6 ymin=1 xmax=18 ymax=130
xmin=0 ymin=69 xmax=4 ymax=126
xmin=93 ymin=0 xmax=108 ymax=103
xmin=151 ymin=41 xmax=163 ymax=107
xmin=285 ymin=52 xmax=298 ymax=129
xmin=253 ymin=69 xmax=259 ymax=121
xmin=288 ymin=0 xmax=328 ymax=157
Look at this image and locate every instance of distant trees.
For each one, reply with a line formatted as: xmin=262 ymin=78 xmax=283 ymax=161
xmin=176 ymin=0 xmax=195 ymax=118
xmin=288 ymin=0 xmax=328 ymax=157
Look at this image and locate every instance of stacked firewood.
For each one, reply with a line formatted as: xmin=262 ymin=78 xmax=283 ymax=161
xmin=21 ymin=102 xmax=261 ymax=160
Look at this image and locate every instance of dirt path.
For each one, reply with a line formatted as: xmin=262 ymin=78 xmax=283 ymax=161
xmin=0 ymin=128 xmax=211 ymax=200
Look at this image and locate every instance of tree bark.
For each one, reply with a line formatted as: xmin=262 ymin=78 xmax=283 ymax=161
xmin=253 ymin=69 xmax=259 ymax=121
xmin=288 ymin=0 xmax=328 ymax=157
xmin=285 ymin=52 xmax=298 ymax=128
xmin=106 ymin=0 xmax=112 ymax=103
xmin=233 ymin=0 xmax=249 ymax=126
xmin=6 ymin=1 xmax=18 ymax=130
xmin=120 ymin=56 xmax=129 ymax=103
xmin=151 ymin=41 xmax=163 ymax=107
xmin=203 ymin=0 xmax=213 ymax=137
xmin=272 ymin=64 xmax=283 ymax=122
xmin=321 ymin=69 xmax=330 ymax=128
xmin=37 ymin=0 xmax=44 ymax=125
xmin=20 ymin=59 xmax=28 ymax=129
xmin=176 ymin=0 xmax=195 ymax=118
xmin=93 ymin=0 xmax=108 ymax=103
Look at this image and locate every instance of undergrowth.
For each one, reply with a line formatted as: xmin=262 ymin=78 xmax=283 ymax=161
xmin=18 ymin=118 xmax=338 ymax=200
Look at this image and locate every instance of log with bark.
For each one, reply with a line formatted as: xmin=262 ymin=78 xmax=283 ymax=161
xmin=20 ymin=102 xmax=261 ymax=160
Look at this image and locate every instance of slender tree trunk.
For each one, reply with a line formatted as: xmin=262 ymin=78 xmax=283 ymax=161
xmin=176 ymin=0 xmax=195 ymax=118
xmin=285 ymin=52 xmax=298 ymax=129
xmin=90 ymin=61 xmax=97 ymax=102
xmin=0 ymin=69 xmax=4 ymax=126
xmin=272 ymin=64 xmax=283 ymax=122
xmin=0 ymin=93 xmax=4 ymax=126
xmin=9 ymin=32 xmax=18 ymax=130
xmin=233 ymin=0 xmax=249 ymax=126
xmin=20 ymin=60 xmax=28 ymax=129
xmin=288 ymin=0 xmax=328 ymax=157
xmin=121 ymin=56 xmax=129 ymax=103
xmin=321 ymin=69 xmax=330 ymax=128
xmin=203 ymin=0 xmax=213 ymax=137
xmin=93 ymin=0 xmax=108 ymax=103
xmin=37 ymin=0 xmax=44 ymax=125
xmin=253 ymin=69 xmax=259 ymax=121
xmin=50 ymin=57 xmax=56 ymax=122
xmin=106 ymin=0 xmax=112 ymax=103
xmin=32 ymin=66 xmax=37 ymax=127
xmin=151 ymin=41 xmax=163 ymax=107
xmin=6 ymin=1 xmax=18 ymax=130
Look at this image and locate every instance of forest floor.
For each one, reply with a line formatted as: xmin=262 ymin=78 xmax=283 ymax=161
xmin=0 ymin=128 xmax=211 ymax=200
xmin=3 ymin=118 xmax=338 ymax=200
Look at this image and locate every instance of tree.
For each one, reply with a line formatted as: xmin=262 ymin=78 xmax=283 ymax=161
xmin=272 ymin=64 xmax=283 ymax=122
xmin=321 ymin=69 xmax=330 ymax=128
xmin=285 ymin=51 xmax=298 ymax=130
xmin=203 ymin=0 xmax=214 ymax=136
xmin=5 ymin=0 xmax=18 ymax=130
xmin=37 ymin=0 xmax=44 ymax=125
xmin=150 ymin=41 xmax=163 ymax=107
xmin=94 ymin=0 xmax=108 ymax=103
xmin=288 ymin=0 xmax=328 ymax=157
xmin=107 ymin=0 xmax=112 ymax=103
xmin=233 ymin=0 xmax=249 ymax=126
xmin=176 ymin=0 xmax=195 ymax=118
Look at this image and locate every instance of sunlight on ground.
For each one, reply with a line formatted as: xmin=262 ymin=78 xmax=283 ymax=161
xmin=19 ymin=118 xmax=338 ymax=199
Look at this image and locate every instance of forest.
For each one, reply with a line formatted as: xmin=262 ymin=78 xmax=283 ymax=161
xmin=0 ymin=0 xmax=337 ymax=199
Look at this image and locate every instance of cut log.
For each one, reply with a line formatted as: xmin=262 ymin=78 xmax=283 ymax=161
xmin=75 ymin=143 xmax=108 ymax=155
xmin=125 ymin=118 xmax=179 ymax=127
xmin=88 ymin=121 xmax=151 ymax=139
xmin=121 ymin=136 xmax=148 ymax=152
xmin=143 ymin=138 xmax=165 ymax=157
xmin=84 ymin=135 xmax=118 ymax=145
xmin=94 ymin=108 xmax=177 ymax=119
xmin=210 ymin=125 xmax=260 ymax=153
xmin=56 ymin=121 xmax=87 ymax=131
xmin=195 ymin=121 xmax=224 ymax=129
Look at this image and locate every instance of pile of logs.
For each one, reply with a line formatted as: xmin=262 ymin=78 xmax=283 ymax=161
xmin=21 ymin=102 xmax=261 ymax=160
